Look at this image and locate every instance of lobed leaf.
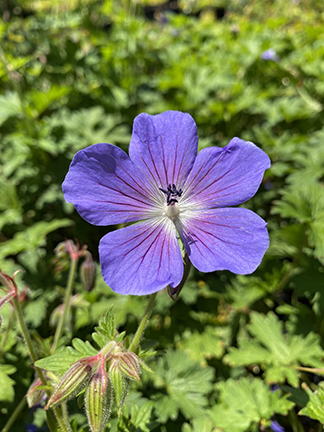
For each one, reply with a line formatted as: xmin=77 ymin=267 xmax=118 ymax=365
xmin=211 ymin=378 xmax=294 ymax=432
xmin=224 ymin=312 xmax=324 ymax=387
xmin=299 ymin=384 xmax=324 ymax=423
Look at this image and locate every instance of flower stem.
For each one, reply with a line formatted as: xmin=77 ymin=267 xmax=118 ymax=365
xmin=61 ymin=403 xmax=71 ymax=429
xmin=1 ymin=394 xmax=26 ymax=432
xmin=0 ymin=307 xmax=14 ymax=361
xmin=129 ymin=292 xmax=157 ymax=352
xmin=288 ymin=407 xmax=304 ymax=432
xmin=52 ymin=256 xmax=78 ymax=353
xmin=11 ymin=297 xmax=70 ymax=432
xmin=12 ymin=297 xmax=44 ymax=375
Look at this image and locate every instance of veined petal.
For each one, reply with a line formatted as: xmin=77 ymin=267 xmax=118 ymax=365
xmin=63 ymin=143 xmax=161 ymax=226
xmin=99 ymin=217 xmax=183 ymax=295
xmin=129 ymin=111 xmax=198 ymax=192
xmin=176 ymin=208 xmax=269 ymax=274
xmin=180 ymin=138 xmax=270 ymax=209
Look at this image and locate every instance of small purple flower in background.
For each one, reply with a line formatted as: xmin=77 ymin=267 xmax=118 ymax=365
xmin=63 ymin=111 xmax=270 ymax=295
xmin=26 ymin=425 xmax=38 ymax=432
xmin=261 ymin=48 xmax=280 ymax=62
xmin=26 ymin=424 xmax=47 ymax=432
xmin=270 ymin=420 xmax=285 ymax=432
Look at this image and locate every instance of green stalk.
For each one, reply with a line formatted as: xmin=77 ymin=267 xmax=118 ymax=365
xmin=1 ymin=395 xmax=27 ymax=432
xmin=0 ymin=307 xmax=14 ymax=360
xmin=61 ymin=402 xmax=70 ymax=428
xmin=288 ymin=408 xmax=304 ymax=432
xmin=52 ymin=256 xmax=78 ymax=353
xmin=12 ymin=297 xmax=46 ymax=380
xmin=12 ymin=297 xmax=70 ymax=432
xmin=129 ymin=293 xmax=157 ymax=352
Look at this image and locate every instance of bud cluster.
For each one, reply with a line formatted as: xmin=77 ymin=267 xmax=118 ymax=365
xmin=80 ymin=251 xmax=97 ymax=292
xmin=44 ymin=342 xmax=149 ymax=432
xmin=0 ymin=269 xmax=20 ymax=321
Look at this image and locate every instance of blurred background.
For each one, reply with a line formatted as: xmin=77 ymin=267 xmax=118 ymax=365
xmin=1 ymin=1 xmax=324 ymax=431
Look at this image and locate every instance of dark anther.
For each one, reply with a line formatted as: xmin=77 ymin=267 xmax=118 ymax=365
xmin=159 ymin=183 xmax=183 ymax=206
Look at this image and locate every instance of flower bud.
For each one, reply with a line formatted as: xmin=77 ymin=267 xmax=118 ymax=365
xmin=85 ymin=360 xmax=111 ymax=432
xmin=45 ymin=362 xmax=92 ymax=409
xmin=109 ymin=360 xmax=125 ymax=409
xmin=80 ymin=252 xmax=97 ymax=291
xmin=26 ymin=378 xmax=46 ymax=408
xmin=118 ymin=352 xmax=141 ymax=381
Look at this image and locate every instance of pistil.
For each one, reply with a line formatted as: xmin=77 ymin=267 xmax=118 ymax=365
xmin=164 ymin=203 xmax=179 ymax=220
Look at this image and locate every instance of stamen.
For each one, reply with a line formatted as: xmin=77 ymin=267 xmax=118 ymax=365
xmin=160 ymin=183 xmax=183 ymax=206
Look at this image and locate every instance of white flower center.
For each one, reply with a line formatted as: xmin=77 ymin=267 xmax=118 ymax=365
xmin=164 ymin=203 xmax=180 ymax=220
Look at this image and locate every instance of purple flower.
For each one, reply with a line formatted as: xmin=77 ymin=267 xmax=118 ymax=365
xmin=270 ymin=420 xmax=285 ymax=432
xmin=25 ymin=425 xmax=45 ymax=432
xmin=63 ymin=111 xmax=270 ymax=295
xmin=261 ymin=48 xmax=280 ymax=62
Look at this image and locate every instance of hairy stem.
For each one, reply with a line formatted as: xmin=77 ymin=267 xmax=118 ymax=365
xmin=61 ymin=403 xmax=71 ymax=430
xmin=129 ymin=292 xmax=157 ymax=352
xmin=52 ymin=257 xmax=78 ymax=353
xmin=12 ymin=297 xmax=70 ymax=432
xmin=12 ymin=297 xmax=46 ymax=379
xmin=0 ymin=307 xmax=14 ymax=360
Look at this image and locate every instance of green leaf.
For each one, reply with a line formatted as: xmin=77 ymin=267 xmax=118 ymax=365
xmin=92 ymin=332 xmax=109 ymax=349
xmin=210 ymin=378 xmax=294 ymax=432
xmin=93 ymin=305 xmax=115 ymax=342
xmin=24 ymin=289 xmax=59 ymax=327
xmin=282 ymin=385 xmax=309 ymax=407
xmin=71 ymin=338 xmax=98 ymax=357
xmin=177 ymin=326 xmax=224 ymax=364
xmin=182 ymin=417 xmax=215 ymax=432
xmin=35 ymin=339 xmax=97 ymax=374
xmin=0 ymin=219 xmax=73 ymax=260
xmin=0 ymin=92 xmax=23 ymax=125
xmin=130 ymin=401 xmax=154 ymax=432
xmin=152 ymin=350 xmax=214 ymax=422
xmin=35 ymin=351 xmax=81 ymax=374
xmin=298 ymin=384 xmax=324 ymax=423
xmin=0 ymin=364 xmax=16 ymax=402
xmin=272 ymin=183 xmax=324 ymax=259
xmin=227 ymin=274 xmax=279 ymax=309
xmin=224 ymin=312 xmax=324 ymax=387
xmin=27 ymin=85 xmax=71 ymax=117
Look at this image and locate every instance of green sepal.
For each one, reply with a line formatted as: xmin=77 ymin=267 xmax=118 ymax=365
xmin=116 ymin=331 xmax=126 ymax=343
xmin=138 ymin=359 xmax=154 ymax=374
xmin=77 ymin=389 xmax=85 ymax=409
xmin=123 ymin=335 xmax=131 ymax=350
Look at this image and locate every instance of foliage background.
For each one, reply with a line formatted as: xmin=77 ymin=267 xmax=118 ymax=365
xmin=1 ymin=0 xmax=324 ymax=431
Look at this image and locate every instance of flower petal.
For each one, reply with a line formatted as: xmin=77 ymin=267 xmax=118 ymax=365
xmin=176 ymin=208 xmax=269 ymax=274
xmin=99 ymin=217 xmax=183 ymax=295
xmin=129 ymin=111 xmax=198 ymax=191
xmin=63 ymin=143 xmax=161 ymax=226
xmin=181 ymin=138 xmax=271 ymax=209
